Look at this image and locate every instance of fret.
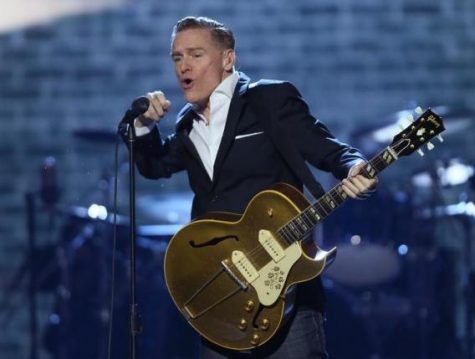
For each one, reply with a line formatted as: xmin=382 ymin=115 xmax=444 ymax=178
xmin=334 ymin=185 xmax=348 ymax=201
xmin=363 ymin=162 xmax=377 ymax=179
xmin=278 ymin=227 xmax=295 ymax=245
xmin=300 ymin=210 xmax=315 ymax=227
xmin=317 ymin=195 xmax=333 ymax=214
xmin=329 ymin=188 xmax=345 ymax=206
xmin=313 ymin=203 xmax=330 ymax=223
xmin=288 ymin=221 xmax=303 ymax=238
xmin=295 ymin=217 xmax=309 ymax=232
xmin=325 ymin=193 xmax=338 ymax=209
xmin=369 ymin=147 xmax=396 ymax=174
xmin=285 ymin=225 xmax=299 ymax=242
xmin=370 ymin=158 xmax=386 ymax=173
xmin=307 ymin=207 xmax=322 ymax=223
xmin=275 ymin=108 xmax=446 ymax=248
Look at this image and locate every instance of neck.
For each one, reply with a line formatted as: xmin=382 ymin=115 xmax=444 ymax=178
xmin=195 ymin=102 xmax=210 ymax=122
xmin=193 ymin=71 xmax=236 ymax=121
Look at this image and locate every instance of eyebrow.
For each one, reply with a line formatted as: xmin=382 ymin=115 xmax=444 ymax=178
xmin=171 ymin=47 xmax=205 ymax=56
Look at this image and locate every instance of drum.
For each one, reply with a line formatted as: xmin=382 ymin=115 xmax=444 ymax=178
xmin=43 ymin=208 xmax=198 ymax=359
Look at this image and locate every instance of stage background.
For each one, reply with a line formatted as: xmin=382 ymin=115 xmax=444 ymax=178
xmin=0 ymin=0 xmax=474 ymax=358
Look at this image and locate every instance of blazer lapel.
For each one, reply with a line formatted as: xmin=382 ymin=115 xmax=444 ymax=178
xmin=212 ymin=74 xmax=250 ymax=185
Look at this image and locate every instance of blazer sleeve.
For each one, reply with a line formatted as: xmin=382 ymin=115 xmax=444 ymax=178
xmin=271 ymin=82 xmax=366 ymax=179
xmin=123 ymin=125 xmax=186 ymax=179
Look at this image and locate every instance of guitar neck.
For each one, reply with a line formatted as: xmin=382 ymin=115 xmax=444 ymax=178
xmin=278 ymin=147 xmax=399 ymax=244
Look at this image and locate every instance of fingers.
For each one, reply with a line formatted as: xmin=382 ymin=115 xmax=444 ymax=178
xmin=344 ymin=160 xmax=379 ymax=199
xmin=143 ymin=91 xmax=172 ymax=122
xmin=342 ymin=175 xmax=377 ymax=199
xmin=342 ymin=178 xmax=360 ymax=199
xmin=348 ymin=160 xmax=366 ymax=177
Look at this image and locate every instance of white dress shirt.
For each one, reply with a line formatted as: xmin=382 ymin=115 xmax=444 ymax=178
xmin=189 ymin=72 xmax=239 ymax=179
xmin=135 ymin=72 xmax=239 ymax=180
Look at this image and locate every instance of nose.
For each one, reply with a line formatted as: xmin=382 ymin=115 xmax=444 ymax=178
xmin=178 ymin=57 xmax=191 ymax=74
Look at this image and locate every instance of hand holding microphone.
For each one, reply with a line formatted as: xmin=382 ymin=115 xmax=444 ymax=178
xmin=119 ymin=91 xmax=172 ymax=131
xmin=135 ymin=91 xmax=172 ymax=128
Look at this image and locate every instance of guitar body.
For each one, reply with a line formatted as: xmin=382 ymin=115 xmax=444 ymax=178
xmin=163 ymin=108 xmax=445 ymax=351
xmin=164 ymin=183 xmax=336 ymax=350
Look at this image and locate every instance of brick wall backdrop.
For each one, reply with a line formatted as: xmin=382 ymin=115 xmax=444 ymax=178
xmin=0 ymin=0 xmax=474 ymax=357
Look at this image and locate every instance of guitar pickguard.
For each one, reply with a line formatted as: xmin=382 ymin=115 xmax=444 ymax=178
xmin=252 ymin=242 xmax=301 ymax=305
xmin=231 ymin=230 xmax=302 ymax=306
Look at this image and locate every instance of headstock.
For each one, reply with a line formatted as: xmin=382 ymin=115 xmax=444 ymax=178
xmin=391 ymin=108 xmax=445 ymax=157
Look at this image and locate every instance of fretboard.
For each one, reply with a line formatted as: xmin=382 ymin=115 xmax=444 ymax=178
xmin=278 ymin=146 xmax=399 ymax=244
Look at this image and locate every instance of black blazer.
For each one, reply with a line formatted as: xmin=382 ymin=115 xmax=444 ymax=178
xmin=133 ymin=72 xmax=365 ymax=220
xmin=131 ymin=72 xmax=367 ymax=311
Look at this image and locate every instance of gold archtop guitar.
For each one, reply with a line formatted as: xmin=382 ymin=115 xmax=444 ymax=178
xmin=164 ymin=109 xmax=445 ymax=350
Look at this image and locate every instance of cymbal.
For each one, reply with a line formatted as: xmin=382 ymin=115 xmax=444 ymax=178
xmin=56 ymin=204 xmax=129 ymax=225
xmin=352 ymin=106 xmax=473 ymax=153
xmin=417 ymin=201 xmax=475 ymax=219
xmin=325 ymin=244 xmax=400 ymax=288
xmin=73 ymin=128 xmax=118 ymax=143
xmin=411 ymin=158 xmax=474 ymax=188
xmin=137 ymin=192 xmax=192 ymax=224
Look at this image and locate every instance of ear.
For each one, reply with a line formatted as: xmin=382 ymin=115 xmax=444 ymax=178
xmin=222 ymin=49 xmax=236 ymax=71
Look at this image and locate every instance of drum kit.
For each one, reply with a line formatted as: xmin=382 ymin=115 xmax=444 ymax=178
xmin=0 ymin=130 xmax=198 ymax=359
xmin=323 ymin=105 xmax=475 ymax=359
xmin=2 ymin=106 xmax=473 ymax=359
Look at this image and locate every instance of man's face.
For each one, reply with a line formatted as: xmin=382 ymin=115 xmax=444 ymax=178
xmin=171 ymin=28 xmax=235 ymax=109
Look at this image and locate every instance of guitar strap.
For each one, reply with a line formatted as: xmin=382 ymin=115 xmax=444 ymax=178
xmin=247 ymin=86 xmax=325 ymax=200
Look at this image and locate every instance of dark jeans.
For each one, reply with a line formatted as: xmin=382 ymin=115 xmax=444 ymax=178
xmin=200 ymin=308 xmax=328 ymax=359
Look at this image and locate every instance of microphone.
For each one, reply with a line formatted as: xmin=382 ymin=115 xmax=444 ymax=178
xmin=119 ymin=96 xmax=150 ymax=130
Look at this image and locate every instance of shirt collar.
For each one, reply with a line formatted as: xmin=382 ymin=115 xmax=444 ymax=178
xmin=192 ymin=71 xmax=239 ymax=111
xmin=192 ymin=71 xmax=239 ymax=123
xmin=213 ymin=71 xmax=239 ymax=99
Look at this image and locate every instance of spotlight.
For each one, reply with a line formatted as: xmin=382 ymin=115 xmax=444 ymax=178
xmin=87 ymin=204 xmax=108 ymax=220
xmin=398 ymin=244 xmax=409 ymax=256
xmin=350 ymin=235 xmax=362 ymax=246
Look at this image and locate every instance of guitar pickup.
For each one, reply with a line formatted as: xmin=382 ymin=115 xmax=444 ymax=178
xmin=231 ymin=251 xmax=260 ymax=284
xmin=259 ymin=230 xmax=285 ymax=262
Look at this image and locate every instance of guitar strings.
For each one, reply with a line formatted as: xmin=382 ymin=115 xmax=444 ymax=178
xmin=222 ymin=153 xmax=390 ymax=274
xmin=188 ymin=155 xmax=393 ymax=307
xmin=192 ymin=138 xmax=434 ymax=305
xmin=203 ymin=154 xmax=391 ymax=298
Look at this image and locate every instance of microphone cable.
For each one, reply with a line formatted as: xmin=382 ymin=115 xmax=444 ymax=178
xmin=106 ymin=132 xmax=121 ymax=359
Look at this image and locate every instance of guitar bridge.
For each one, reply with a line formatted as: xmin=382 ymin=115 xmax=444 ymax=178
xmin=221 ymin=259 xmax=248 ymax=290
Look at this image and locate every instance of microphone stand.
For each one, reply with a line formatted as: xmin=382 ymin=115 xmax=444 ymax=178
xmin=124 ymin=123 xmax=142 ymax=359
xmin=118 ymin=98 xmax=149 ymax=359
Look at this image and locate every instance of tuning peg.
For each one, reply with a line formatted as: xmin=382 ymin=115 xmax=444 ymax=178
xmin=417 ymin=149 xmax=425 ymax=156
xmin=427 ymin=142 xmax=435 ymax=150
xmin=437 ymin=134 xmax=444 ymax=143
xmin=415 ymin=107 xmax=424 ymax=115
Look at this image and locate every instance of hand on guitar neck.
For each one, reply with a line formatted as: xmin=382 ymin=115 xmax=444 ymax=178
xmin=342 ymin=160 xmax=379 ymax=200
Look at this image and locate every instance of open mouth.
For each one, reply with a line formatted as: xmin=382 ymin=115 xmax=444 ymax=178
xmin=182 ymin=78 xmax=194 ymax=89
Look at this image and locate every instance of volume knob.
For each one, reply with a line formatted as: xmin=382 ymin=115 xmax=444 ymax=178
xmin=260 ymin=318 xmax=270 ymax=331
xmin=238 ymin=318 xmax=247 ymax=331
xmin=250 ymin=333 xmax=260 ymax=345
xmin=245 ymin=300 xmax=255 ymax=312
